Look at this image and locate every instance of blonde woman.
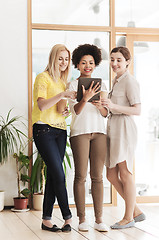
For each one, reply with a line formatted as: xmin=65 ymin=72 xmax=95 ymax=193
xmin=32 ymin=44 xmax=76 ymax=232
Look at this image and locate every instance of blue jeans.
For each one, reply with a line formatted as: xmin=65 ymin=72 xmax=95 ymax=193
xmin=33 ymin=124 xmax=72 ymax=220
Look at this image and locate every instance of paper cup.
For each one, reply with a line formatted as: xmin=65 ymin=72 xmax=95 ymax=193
xmin=100 ymin=91 xmax=108 ymax=99
xmin=57 ymin=99 xmax=67 ymax=113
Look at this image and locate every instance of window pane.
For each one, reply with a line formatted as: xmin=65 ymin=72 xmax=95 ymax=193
xmin=32 ymin=0 xmax=109 ymax=26
xmin=32 ymin=29 xmax=111 ymax=204
xmin=115 ymin=0 xmax=159 ymax=28
xmin=32 ymin=30 xmax=110 ymax=88
xmin=134 ymin=41 xmax=159 ymax=196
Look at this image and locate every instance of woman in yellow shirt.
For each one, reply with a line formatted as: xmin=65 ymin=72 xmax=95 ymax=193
xmin=32 ymin=44 xmax=76 ymax=232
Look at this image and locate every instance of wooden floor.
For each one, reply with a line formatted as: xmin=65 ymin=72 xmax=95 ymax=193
xmin=1 ymin=203 xmax=159 ymax=240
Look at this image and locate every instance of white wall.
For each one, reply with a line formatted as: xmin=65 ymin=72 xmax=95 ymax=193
xmin=0 ymin=0 xmax=28 ymax=206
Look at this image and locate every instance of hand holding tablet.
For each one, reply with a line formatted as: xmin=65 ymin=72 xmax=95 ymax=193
xmin=77 ymin=77 xmax=102 ymax=102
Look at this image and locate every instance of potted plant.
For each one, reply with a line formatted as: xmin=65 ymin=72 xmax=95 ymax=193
xmin=0 ymin=109 xmax=27 ymax=164
xmin=12 ymin=145 xmax=31 ymax=211
xmin=0 ymin=191 xmax=4 ymax=211
xmin=0 ymin=109 xmax=27 ymax=211
xmin=30 ymin=152 xmax=46 ymax=210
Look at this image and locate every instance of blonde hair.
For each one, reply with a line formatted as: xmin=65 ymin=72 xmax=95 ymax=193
xmin=45 ymin=44 xmax=71 ymax=84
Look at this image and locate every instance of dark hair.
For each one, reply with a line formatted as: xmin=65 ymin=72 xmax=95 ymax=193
xmin=110 ymin=46 xmax=131 ymax=61
xmin=72 ymin=44 xmax=102 ymax=68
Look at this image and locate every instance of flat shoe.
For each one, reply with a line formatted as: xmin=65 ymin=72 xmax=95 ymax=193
xmin=134 ymin=213 xmax=146 ymax=223
xmin=78 ymin=222 xmax=89 ymax=232
xmin=41 ymin=223 xmax=61 ymax=232
xmin=61 ymin=224 xmax=71 ymax=232
xmin=94 ymin=222 xmax=109 ymax=232
xmin=110 ymin=220 xmax=135 ymax=229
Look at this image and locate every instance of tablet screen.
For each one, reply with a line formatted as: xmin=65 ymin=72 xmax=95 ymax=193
xmin=77 ymin=77 xmax=102 ymax=102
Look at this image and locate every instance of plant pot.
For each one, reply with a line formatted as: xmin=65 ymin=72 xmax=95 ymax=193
xmin=0 ymin=191 xmax=5 ymax=211
xmin=33 ymin=193 xmax=44 ymax=211
xmin=13 ymin=197 xmax=28 ymax=210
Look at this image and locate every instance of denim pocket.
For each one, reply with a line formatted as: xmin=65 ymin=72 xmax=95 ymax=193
xmin=33 ymin=124 xmax=51 ymax=137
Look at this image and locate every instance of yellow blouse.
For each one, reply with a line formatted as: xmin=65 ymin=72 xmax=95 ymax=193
xmin=32 ymin=71 xmax=67 ymax=130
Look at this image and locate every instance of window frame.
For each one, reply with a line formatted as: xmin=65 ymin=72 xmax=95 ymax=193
xmin=28 ymin=0 xmax=159 ymax=205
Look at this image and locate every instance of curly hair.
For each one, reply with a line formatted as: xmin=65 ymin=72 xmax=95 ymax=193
xmin=72 ymin=44 xmax=102 ymax=68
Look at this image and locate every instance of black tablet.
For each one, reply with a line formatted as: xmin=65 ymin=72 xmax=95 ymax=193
xmin=77 ymin=77 xmax=102 ymax=102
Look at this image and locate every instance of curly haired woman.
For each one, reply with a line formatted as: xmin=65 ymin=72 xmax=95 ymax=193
xmin=68 ymin=44 xmax=109 ymax=232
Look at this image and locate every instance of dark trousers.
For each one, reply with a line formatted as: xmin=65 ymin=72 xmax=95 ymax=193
xmin=33 ymin=123 xmax=72 ymax=220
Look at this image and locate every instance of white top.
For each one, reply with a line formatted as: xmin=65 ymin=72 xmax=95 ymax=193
xmin=68 ymin=79 xmax=107 ymax=137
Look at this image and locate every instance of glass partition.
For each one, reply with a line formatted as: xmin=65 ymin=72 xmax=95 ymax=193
xmin=32 ymin=0 xmax=109 ymax=26
xmin=32 ymin=30 xmax=110 ymax=88
xmin=134 ymin=41 xmax=159 ymax=197
xmin=29 ymin=0 xmax=159 ymax=205
xmin=115 ymin=0 xmax=159 ymax=28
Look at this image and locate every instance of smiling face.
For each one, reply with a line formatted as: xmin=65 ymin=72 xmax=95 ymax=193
xmin=77 ymin=55 xmax=96 ymax=78
xmin=58 ymin=50 xmax=69 ymax=72
xmin=110 ymin=52 xmax=130 ymax=78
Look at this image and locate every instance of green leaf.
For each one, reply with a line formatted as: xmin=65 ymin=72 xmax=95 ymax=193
xmin=65 ymin=151 xmax=72 ymax=169
xmin=63 ymin=160 xmax=66 ymax=176
xmin=21 ymin=188 xmax=31 ymax=198
xmin=21 ymin=174 xmax=30 ymax=183
xmin=0 ymin=109 xmax=27 ymax=164
xmin=30 ymin=157 xmax=40 ymax=186
xmin=30 ymin=152 xmax=46 ymax=194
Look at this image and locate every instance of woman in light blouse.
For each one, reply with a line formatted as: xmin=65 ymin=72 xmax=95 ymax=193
xmin=102 ymin=46 xmax=146 ymax=229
